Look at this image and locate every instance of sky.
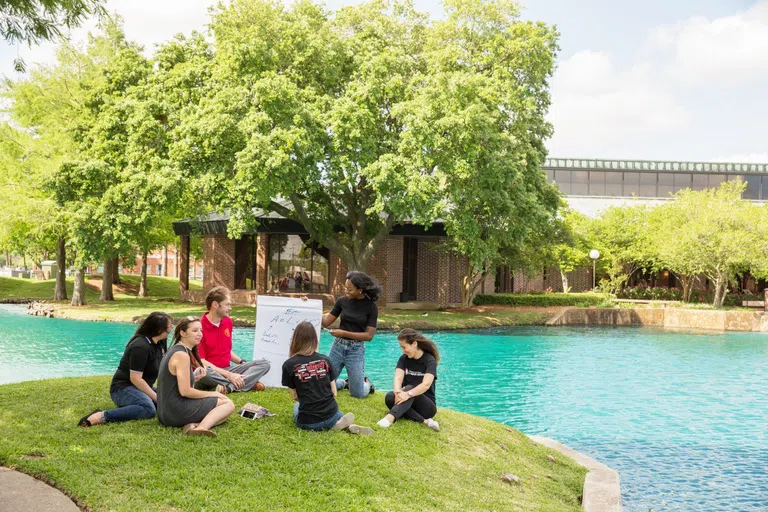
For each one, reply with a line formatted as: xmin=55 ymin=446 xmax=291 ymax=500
xmin=1 ymin=0 xmax=767 ymax=163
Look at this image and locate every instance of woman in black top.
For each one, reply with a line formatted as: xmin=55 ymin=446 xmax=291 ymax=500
xmin=322 ymin=271 xmax=381 ymax=399
xmin=377 ymin=329 xmax=440 ymax=431
xmin=78 ymin=312 xmax=173 ymax=427
xmin=281 ymin=321 xmax=372 ymax=434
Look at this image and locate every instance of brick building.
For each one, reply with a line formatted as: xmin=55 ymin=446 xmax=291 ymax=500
xmin=120 ymin=246 xmax=205 ymax=281
xmin=172 ymin=212 xmax=494 ymax=307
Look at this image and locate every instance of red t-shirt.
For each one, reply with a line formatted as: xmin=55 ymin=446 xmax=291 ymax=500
xmin=199 ymin=313 xmax=234 ymax=368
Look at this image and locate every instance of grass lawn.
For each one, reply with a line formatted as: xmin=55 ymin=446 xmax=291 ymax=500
xmin=0 ymin=275 xmax=557 ymax=328
xmin=52 ymin=300 xmax=554 ymax=329
xmin=0 ymin=377 xmax=586 ymax=512
xmin=0 ymin=275 xmax=202 ymax=301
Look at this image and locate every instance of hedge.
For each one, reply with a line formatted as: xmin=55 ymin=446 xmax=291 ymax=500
xmin=473 ymin=293 xmax=611 ymax=307
xmin=617 ymin=286 xmax=762 ymax=306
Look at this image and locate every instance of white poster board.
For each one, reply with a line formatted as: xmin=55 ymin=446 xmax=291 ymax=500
xmin=253 ymin=295 xmax=323 ymax=387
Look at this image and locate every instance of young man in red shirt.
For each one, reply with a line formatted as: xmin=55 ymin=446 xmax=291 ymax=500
xmin=195 ymin=286 xmax=270 ymax=393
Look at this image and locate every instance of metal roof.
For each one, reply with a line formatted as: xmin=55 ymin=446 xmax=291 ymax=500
xmin=543 ymin=158 xmax=768 ymax=174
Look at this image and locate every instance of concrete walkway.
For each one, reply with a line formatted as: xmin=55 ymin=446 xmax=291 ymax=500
xmin=0 ymin=467 xmax=80 ymax=512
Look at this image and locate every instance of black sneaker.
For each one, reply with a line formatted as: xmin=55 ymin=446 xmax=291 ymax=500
xmin=366 ymin=377 xmax=375 ymax=395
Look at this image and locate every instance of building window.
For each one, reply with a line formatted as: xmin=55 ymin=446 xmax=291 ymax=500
xmin=588 ymin=171 xmax=605 ymax=196
xmin=624 ymin=172 xmax=640 ymax=196
xmin=673 ymin=173 xmax=691 ymax=193
xmin=554 ymin=170 xmax=571 ymax=194
xmin=658 ymin=173 xmax=674 ymax=197
xmin=571 ymin=171 xmax=589 ymax=195
xmin=639 ymin=172 xmax=657 ymax=197
xmin=709 ymin=174 xmax=726 ymax=188
xmin=743 ymin=175 xmax=760 ymax=200
xmin=605 ymin=171 xmax=623 ymax=197
xmin=268 ymin=234 xmax=330 ymax=293
xmin=691 ymin=174 xmax=708 ymax=191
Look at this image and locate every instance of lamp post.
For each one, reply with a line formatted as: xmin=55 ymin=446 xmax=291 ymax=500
xmin=589 ymin=249 xmax=600 ymax=290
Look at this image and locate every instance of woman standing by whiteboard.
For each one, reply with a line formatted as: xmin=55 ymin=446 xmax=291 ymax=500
xmin=322 ymin=271 xmax=381 ymax=398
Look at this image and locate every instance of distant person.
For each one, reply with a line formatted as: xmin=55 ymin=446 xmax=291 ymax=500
xmin=295 ymin=272 xmax=303 ymax=290
xmin=281 ymin=322 xmax=372 ymax=435
xmin=322 ymin=271 xmax=381 ymax=398
xmin=157 ymin=316 xmax=235 ymax=436
xmin=377 ymin=329 xmax=440 ymax=432
xmin=78 ymin=312 xmax=173 ymax=428
xmin=195 ymin=286 xmax=270 ymax=393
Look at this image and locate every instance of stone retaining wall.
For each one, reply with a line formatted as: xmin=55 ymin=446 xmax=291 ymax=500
xmin=548 ymin=307 xmax=768 ymax=332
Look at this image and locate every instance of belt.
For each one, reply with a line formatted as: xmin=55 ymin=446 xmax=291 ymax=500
xmin=334 ymin=337 xmax=358 ymax=345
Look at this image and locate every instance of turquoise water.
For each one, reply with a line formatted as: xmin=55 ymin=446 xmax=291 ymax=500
xmin=1 ymin=304 xmax=766 ymax=511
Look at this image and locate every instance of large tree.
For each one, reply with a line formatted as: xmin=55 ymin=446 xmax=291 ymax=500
xmin=393 ymin=0 xmax=560 ymax=306
xmin=653 ymin=180 xmax=768 ymax=307
xmin=174 ymin=0 xmax=560 ymax=275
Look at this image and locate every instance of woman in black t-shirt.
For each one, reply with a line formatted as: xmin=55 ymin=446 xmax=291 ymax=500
xmin=377 ymin=329 xmax=440 ymax=431
xmin=78 ymin=312 xmax=174 ymax=428
xmin=282 ymin=322 xmax=372 ymax=434
xmin=322 ymin=271 xmax=382 ymax=399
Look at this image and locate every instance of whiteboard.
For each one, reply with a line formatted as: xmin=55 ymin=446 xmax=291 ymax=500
xmin=253 ymin=295 xmax=323 ymax=387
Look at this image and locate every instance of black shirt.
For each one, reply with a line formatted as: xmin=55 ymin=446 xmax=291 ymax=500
xmin=110 ymin=335 xmax=166 ymax=394
xmin=281 ymin=352 xmax=339 ymax=425
xmin=397 ymin=352 xmax=438 ymax=403
xmin=330 ymin=296 xmax=378 ymax=334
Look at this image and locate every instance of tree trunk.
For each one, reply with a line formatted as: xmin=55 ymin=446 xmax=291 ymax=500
xmin=138 ymin=250 xmax=149 ymax=298
xmin=560 ymin=268 xmax=570 ymax=293
xmin=5 ymin=251 xmax=9 ymax=266
xmin=112 ymin=258 xmax=121 ymax=285
xmin=717 ymin=278 xmax=729 ymax=308
xmin=100 ymin=258 xmax=115 ymax=301
xmin=163 ymin=245 xmax=168 ymax=277
xmin=22 ymin=254 xmax=26 ymax=268
xmin=71 ymin=267 xmax=87 ymax=306
xmin=53 ymin=237 xmax=67 ymax=301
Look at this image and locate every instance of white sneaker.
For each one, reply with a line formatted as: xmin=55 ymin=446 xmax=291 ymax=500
xmin=426 ymin=418 xmax=440 ymax=431
xmin=377 ymin=418 xmax=392 ymax=428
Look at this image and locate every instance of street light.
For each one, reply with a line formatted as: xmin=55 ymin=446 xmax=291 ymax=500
xmin=589 ymin=249 xmax=600 ymax=290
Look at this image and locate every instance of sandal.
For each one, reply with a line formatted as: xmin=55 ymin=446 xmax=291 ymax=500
xmin=185 ymin=428 xmax=216 ymax=437
xmin=181 ymin=423 xmax=199 ymax=435
xmin=78 ymin=409 xmax=102 ymax=428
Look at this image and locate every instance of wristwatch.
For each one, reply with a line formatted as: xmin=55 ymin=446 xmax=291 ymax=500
xmin=407 ymin=390 xmax=414 ymax=397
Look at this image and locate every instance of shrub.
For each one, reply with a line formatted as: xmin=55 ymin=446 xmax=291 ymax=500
xmin=474 ymin=293 xmax=611 ymax=307
xmin=616 ymin=286 xmax=762 ymax=306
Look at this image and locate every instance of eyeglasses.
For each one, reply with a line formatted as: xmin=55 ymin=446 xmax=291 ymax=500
xmin=186 ymin=316 xmax=198 ymax=321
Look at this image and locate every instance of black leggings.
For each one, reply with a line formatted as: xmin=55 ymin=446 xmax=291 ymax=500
xmin=384 ymin=385 xmax=436 ymax=423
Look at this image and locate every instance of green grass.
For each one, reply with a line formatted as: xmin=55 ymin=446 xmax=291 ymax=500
xmin=0 ymin=275 xmax=202 ymax=302
xmin=475 ymin=293 xmax=612 ymax=308
xmin=0 ymin=276 xmax=100 ymax=301
xmin=0 ymin=377 xmax=586 ymax=512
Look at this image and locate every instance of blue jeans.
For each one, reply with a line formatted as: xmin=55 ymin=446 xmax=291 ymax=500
xmin=293 ymin=402 xmax=344 ymax=431
xmin=327 ymin=338 xmax=370 ymax=398
xmin=104 ymin=385 xmax=156 ymax=423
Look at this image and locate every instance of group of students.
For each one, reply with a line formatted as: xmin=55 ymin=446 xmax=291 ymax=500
xmin=78 ymin=271 xmax=440 ymax=436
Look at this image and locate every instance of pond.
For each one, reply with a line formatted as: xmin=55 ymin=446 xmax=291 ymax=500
xmin=1 ymin=304 xmax=766 ymax=512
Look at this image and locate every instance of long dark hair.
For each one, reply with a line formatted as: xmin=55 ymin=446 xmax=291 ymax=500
xmin=289 ymin=321 xmax=318 ymax=357
xmin=135 ymin=312 xmax=172 ymax=338
xmin=398 ymin=328 xmax=440 ymax=363
xmin=346 ymin=271 xmax=382 ymax=302
xmin=172 ymin=316 xmax=204 ymax=368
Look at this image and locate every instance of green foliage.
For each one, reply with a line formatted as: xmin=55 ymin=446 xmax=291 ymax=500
xmin=616 ymin=285 xmax=761 ymax=306
xmin=474 ymin=293 xmax=611 ymax=307
xmin=0 ymin=0 xmax=105 ymax=71
xmin=172 ymin=0 xmax=559 ymax=275
xmin=0 ymin=377 xmax=586 ymax=512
